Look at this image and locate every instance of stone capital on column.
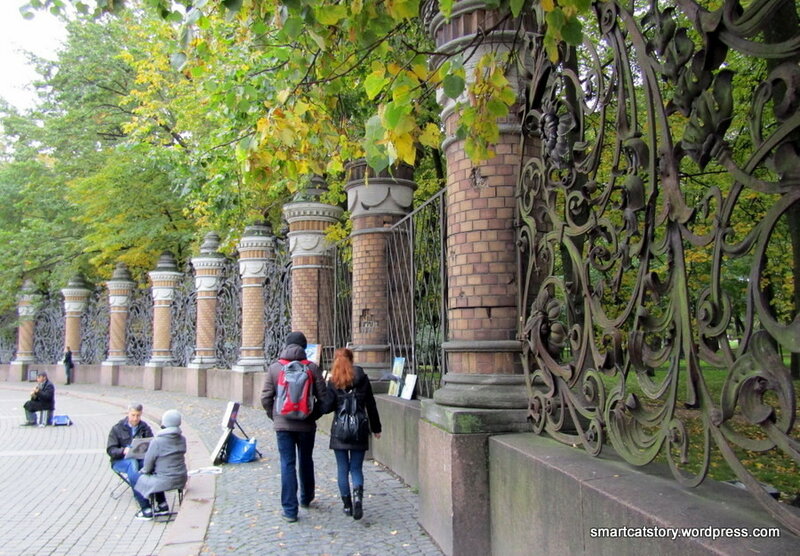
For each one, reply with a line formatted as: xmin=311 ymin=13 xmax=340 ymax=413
xmin=284 ymin=202 xmax=344 ymax=260
xmin=345 ymin=159 xmax=416 ymax=219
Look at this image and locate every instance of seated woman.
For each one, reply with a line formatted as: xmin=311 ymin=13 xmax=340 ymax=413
xmin=133 ymin=409 xmax=188 ymax=520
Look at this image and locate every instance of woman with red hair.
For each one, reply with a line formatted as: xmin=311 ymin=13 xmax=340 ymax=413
xmin=326 ymin=347 xmax=382 ymax=520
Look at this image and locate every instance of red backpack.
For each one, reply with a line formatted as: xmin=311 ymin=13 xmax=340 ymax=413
xmin=276 ymin=359 xmax=315 ymax=420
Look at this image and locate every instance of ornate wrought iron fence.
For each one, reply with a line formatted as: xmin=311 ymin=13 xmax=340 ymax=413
xmin=80 ymin=289 xmax=109 ymax=364
xmin=387 ymin=188 xmax=448 ymax=397
xmin=33 ymin=294 xmax=64 ymax=364
xmin=215 ymin=256 xmax=241 ymax=369
xmin=517 ymin=0 xmax=800 ymax=535
xmin=126 ymin=287 xmax=152 ymax=366
xmin=0 ymin=312 xmax=16 ymax=364
xmin=320 ymin=239 xmax=353 ymax=370
xmin=171 ymin=263 xmax=197 ymax=367
xmin=264 ymin=239 xmax=292 ymax=363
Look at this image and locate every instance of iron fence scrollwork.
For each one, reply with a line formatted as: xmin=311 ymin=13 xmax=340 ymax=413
xmin=0 ymin=312 xmax=16 ymax=364
xmin=517 ymin=0 xmax=800 ymax=535
xmin=126 ymin=287 xmax=152 ymax=366
xmin=171 ymin=263 xmax=197 ymax=368
xmin=215 ymin=256 xmax=241 ymax=369
xmin=264 ymin=239 xmax=292 ymax=363
xmin=33 ymin=294 xmax=64 ymax=364
xmin=80 ymin=289 xmax=109 ymax=364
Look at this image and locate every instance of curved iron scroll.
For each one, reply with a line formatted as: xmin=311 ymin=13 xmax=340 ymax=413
xmin=0 ymin=312 xmax=16 ymax=364
xmin=80 ymin=289 xmax=109 ymax=364
xmin=33 ymin=295 xmax=64 ymax=364
xmin=518 ymin=0 xmax=800 ymax=535
xmin=171 ymin=263 xmax=197 ymax=368
xmin=215 ymin=256 xmax=241 ymax=369
xmin=264 ymin=240 xmax=292 ymax=363
xmin=126 ymin=287 xmax=152 ymax=366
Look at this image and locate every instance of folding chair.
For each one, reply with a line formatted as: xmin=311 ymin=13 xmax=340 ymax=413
xmin=150 ymin=487 xmax=185 ymax=523
xmin=110 ymin=468 xmax=131 ymax=500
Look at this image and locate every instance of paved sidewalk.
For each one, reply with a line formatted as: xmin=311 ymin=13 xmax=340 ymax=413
xmin=1 ymin=381 xmax=442 ymax=555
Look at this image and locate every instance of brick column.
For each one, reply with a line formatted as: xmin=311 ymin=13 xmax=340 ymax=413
xmin=419 ymin=2 xmax=533 ymax=554
xmin=101 ymin=262 xmax=135 ymax=385
xmin=61 ymin=275 xmax=91 ymax=365
xmin=10 ymin=279 xmax=37 ymax=381
xmin=283 ymin=179 xmax=343 ymax=348
xmin=187 ymin=232 xmax=225 ymax=397
xmin=232 ymin=223 xmax=273 ymax=405
xmin=346 ymin=160 xmax=415 ymax=379
xmin=145 ymin=252 xmax=182 ymax=389
xmin=191 ymin=232 xmax=225 ymax=368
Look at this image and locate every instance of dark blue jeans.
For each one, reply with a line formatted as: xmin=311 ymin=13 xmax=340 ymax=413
xmin=275 ymin=430 xmax=316 ymax=518
xmin=333 ymin=449 xmax=366 ymax=497
xmin=112 ymin=458 xmax=148 ymax=509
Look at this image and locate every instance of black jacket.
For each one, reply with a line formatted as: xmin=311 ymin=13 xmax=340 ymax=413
xmin=25 ymin=379 xmax=55 ymax=411
xmin=327 ymin=366 xmax=382 ymax=451
xmin=106 ymin=417 xmax=154 ymax=462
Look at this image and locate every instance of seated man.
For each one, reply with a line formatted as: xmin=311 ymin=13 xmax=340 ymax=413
xmin=106 ymin=403 xmax=157 ymax=516
xmin=134 ymin=409 xmax=188 ymax=520
xmin=22 ymin=371 xmax=55 ymax=426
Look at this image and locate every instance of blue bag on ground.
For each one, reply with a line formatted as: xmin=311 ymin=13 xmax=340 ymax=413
xmin=226 ymin=434 xmax=258 ymax=464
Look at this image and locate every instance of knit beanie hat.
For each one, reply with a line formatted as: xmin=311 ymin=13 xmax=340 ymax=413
xmin=285 ymin=331 xmax=308 ymax=349
xmin=161 ymin=409 xmax=182 ymax=428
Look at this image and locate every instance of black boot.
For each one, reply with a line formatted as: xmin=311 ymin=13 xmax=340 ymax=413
xmin=352 ymin=486 xmax=363 ymax=520
xmin=341 ymin=495 xmax=352 ymax=516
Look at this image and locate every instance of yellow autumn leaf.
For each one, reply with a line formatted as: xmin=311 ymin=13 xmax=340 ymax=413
xmin=277 ymin=89 xmax=292 ymax=104
xmin=541 ymin=0 xmax=555 ymax=11
xmin=411 ymin=63 xmax=429 ymax=81
xmin=418 ymin=122 xmax=442 ymax=148
xmin=393 ymin=132 xmax=416 ymax=165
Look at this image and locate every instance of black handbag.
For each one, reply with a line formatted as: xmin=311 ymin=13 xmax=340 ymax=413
xmin=332 ymin=389 xmax=369 ymax=444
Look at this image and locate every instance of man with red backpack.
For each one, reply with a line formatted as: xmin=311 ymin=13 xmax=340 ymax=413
xmin=261 ymin=331 xmax=331 ymax=522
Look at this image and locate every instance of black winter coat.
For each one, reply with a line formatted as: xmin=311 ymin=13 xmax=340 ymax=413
xmin=106 ymin=418 xmax=154 ymax=462
xmin=24 ymin=379 xmax=55 ymax=412
xmin=327 ymin=366 xmax=382 ymax=451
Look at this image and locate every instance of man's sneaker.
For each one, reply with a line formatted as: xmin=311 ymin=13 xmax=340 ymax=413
xmin=281 ymin=513 xmax=297 ymax=523
xmin=156 ymin=503 xmax=170 ymax=514
xmin=135 ymin=508 xmax=153 ymax=521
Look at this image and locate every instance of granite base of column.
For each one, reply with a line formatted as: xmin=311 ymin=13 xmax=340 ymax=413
xmin=144 ymin=363 xmax=163 ymax=391
xmin=100 ymin=361 xmax=121 ymax=386
xmin=418 ymin=397 xmax=531 ymax=556
xmin=231 ymin=363 xmax=265 ymax=407
xmin=10 ymin=360 xmax=34 ymax=382
xmin=186 ymin=364 xmax=208 ymax=398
